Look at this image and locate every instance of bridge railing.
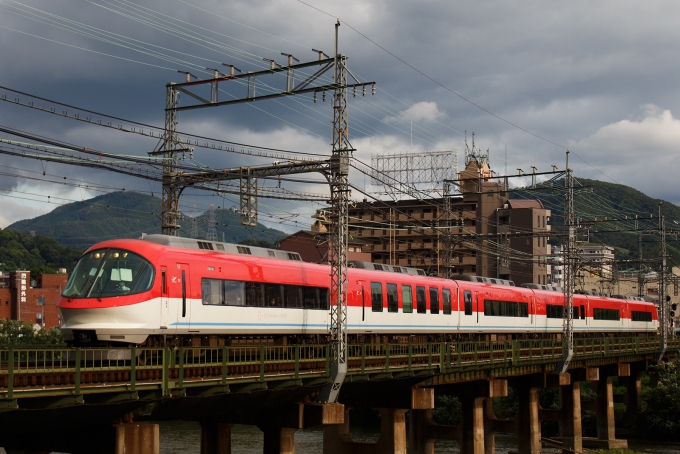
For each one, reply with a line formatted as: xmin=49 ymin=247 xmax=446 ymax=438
xmin=0 ymin=336 xmax=677 ymax=399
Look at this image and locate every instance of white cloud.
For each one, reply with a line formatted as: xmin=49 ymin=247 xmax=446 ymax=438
xmin=384 ymin=102 xmax=445 ymax=124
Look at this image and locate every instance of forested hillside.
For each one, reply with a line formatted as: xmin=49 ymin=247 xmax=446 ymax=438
xmin=6 ymin=191 xmax=288 ymax=248
xmin=0 ymin=230 xmax=83 ymax=274
xmin=512 ymin=177 xmax=680 ymax=267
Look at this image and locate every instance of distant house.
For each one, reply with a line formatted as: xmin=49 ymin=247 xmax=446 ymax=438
xmin=0 ymin=270 xmax=69 ymax=328
xmin=277 ymin=230 xmax=372 ymax=263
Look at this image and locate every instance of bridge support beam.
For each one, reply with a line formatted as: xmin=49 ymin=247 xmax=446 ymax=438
xmin=115 ymin=423 xmax=160 ymax=454
xmin=323 ymin=407 xmax=407 ymax=454
xmin=582 ymin=364 xmax=629 ymax=450
xmin=409 ymin=379 xmax=508 ymax=454
xmin=200 ymin=422 xmax=232 ymax=454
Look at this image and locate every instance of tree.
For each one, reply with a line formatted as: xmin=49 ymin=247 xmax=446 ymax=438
xmin=0 ymin=319 xmax=63 ymax=346
xmin=639 ymin=361 xmax=680 ymax=437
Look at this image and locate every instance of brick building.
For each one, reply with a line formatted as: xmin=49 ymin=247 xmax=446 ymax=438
xmin=277 ymin=230 xmax=372 ymax=263
xmin=0 ymin=271 xmax=69 ymax=328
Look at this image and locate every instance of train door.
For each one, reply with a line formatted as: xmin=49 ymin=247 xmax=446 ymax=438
xmin=474 ymin=291 xmax=480 ymax=324
xmin=461 ymin=289 xmax=474 ymax=330
xmin=176 ymin=263 xmax=192 ymax=330
xmin=160 ymin=267 xmax=170 ymax=330
xmin=356 ymin=280 xmax=367 ymax=330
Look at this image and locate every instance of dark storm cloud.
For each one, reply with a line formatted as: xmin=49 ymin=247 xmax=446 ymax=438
xmin=2 ymin=0 xmax=680 ymax=228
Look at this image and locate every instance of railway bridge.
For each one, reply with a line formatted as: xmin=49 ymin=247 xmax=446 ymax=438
xmin=0 ymin=336 xmax=677 ymax=454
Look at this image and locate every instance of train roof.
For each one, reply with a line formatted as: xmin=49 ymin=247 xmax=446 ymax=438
xmin=347 ymin=261 xmax=426 ymax=276
xmin=140 ymin=234 xmax=303 ymax=262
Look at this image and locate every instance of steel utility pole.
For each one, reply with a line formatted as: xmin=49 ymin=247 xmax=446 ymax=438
xmin=657 ymin=202 xmax=668 ymax=361
xmin=556 ymin=150 xmax=575 ymax=373
xmin=317 ymin=20 xmax=350 ymax=403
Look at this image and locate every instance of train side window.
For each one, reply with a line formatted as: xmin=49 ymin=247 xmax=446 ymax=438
xmin=202 ymin=278 xmax=224 ymax=305
xmin=581 ymin=305 xmax=586 ymax=320
xmin=387 ymin=283 xmax=398 ymax=313
xmin=303 ymin=287 xmax=319 ymax=309
xmin=416 ymin=286 xmax=427 ymax=314
xmin=402 ymin=285 xmax=413 ymax=313
xmin=223 ymin=280 xmax=245 ymax=306
xmin=161 ymin=269 xmax=167 ymax=295
xmin=429 ymin=287 xmax=440 ymax=314
xmin=442 ymin=289 xmax=451 ymax=315
xmin=464 ymin=291 xmax=472 ymax=315
xmin=284 ymin=285 xmax=303 ymax=308
xmin=593 ymin=308 xmax=620 ymax=321
xmin=546 ymin=304 xmax=562 ymax=318
xmin=632 ymin=311 xmax=652 ymax=322
xmin=265 ymin=283 xmax=283 ymax=307
xmin=371 ymin=282 xmax=383 ymax=312
xmin=246 ymin=282 xmax=265 ymax=307
xmin=573 ymin=306 xmax=579 ymax=320
xmin=319 ymin=287 xmax=329 ymax=310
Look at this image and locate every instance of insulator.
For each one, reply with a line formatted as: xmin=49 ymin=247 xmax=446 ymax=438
xmin=353 ymin=87 xmax=356 ymax=97
xmin=322 ymin=90 xmax=326 ymax=102
xmin=372 ymin=83 xmax=375 ymax=95
xmin=313 ymin=92 xmax=317 ymax=103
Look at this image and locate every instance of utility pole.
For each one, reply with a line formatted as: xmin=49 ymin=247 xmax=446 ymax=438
xmin=556 ymin=150 xmax=575 ymax=373
xmin=638 ymin=216 xmax=644 ymax=298
xmin=160 ymin=84 xmax=185 ymax=235
xmin=317 ymin=20 xmax=351 ymax=403
xmin=657 ymin=202 xmax=668 ymax=361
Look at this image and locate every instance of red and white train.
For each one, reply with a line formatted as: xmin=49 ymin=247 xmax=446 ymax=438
xmin=58 ymin=235 xmax=659 ymax=346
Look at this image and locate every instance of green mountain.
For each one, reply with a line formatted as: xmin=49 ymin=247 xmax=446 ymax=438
xmin=0 ymin=229 xmax=83 ymax=273
xmin=6 ymin=191 xmax=288 ymax=249
xmin=512 ymin=177 xmax=680 ymax=269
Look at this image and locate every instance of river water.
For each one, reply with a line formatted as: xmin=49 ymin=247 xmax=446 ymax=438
xmin=156 ymin=420 xmax=680 ymax=454
xmin=2 ymin=420 xmax=679 ymax=453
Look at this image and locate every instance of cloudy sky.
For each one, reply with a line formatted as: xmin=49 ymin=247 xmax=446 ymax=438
xmin=1 ymin=0 xmax=679 ymax=232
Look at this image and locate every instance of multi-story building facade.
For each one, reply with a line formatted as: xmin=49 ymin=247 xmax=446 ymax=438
xmin=342 ymin=158 xmax=552 ymax=284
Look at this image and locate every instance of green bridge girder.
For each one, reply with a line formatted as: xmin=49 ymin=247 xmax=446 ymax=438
xmin=0 ymin=336 xmax=677 ymax=410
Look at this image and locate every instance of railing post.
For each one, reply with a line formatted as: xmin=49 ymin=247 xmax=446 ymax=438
xmin=605 ymin=337 xmax=609 ymax=356
xmin=512 ymin=339 xmax=518 ymax=365
xmin=361 ymin=344 xmax=366 ymax=373
xmin=162 ymin=347 xmax=170 ymax=396
xmin=222 ymin=346 xmax=228 ymax=385
xmin=440 ymin=342 xmax=446 ymax=370
xmin=474 ymin=342 xmax=478 ymax=363
xmin=130 ymin=346 xmax=136 ymax=393
xmin=75 ymin=348 xmax=81 ymax=396
xmin=427 ymin=343 xmax=432 ymax=368
xmin=325 ymin=344 xmax=330 ymax=377
xmin=489 ymin=341 xmax=493 ymax=366
xmin=294 ymin=345 xmax=300 ymax=379
xmin=503 ymin=341 xmax=508 ymax=363
xmin=385 ymin=344 xmax=390 ymax=371
xmin=407 ymin=343 xmax=412 ymax=372
xmin=7 ymin=347 xmax=13 ymax=400
xmin=259 ymin=345 xmax=265 ymax=382
xmin=178 ymin=346 xmax=185 ymax=388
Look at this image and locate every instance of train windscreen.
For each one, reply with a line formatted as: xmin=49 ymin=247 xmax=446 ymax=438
xmin=63 ymin=248 xmax=155 ymax=299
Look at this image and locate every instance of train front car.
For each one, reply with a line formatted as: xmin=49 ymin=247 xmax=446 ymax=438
xmin=59 ymin=239 xmax=161 ymax=346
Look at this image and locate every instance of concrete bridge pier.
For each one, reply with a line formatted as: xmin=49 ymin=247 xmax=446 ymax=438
xmin=200 ymin=422 xmax=232 ymax=454
xmin=583 ymin=363 xmax=629 ymax=450
xmin=114 ymin=423 xmax=160 ymax=454
xmin=323 ymin=407 xmax=408 ymax=454
xmin=409 ymin=379 xmax=508 ymax=454
xmin=508 ymin=373 xmax=570 ymax=454
xmin=619 ymin=361 xmax=646 ymax=429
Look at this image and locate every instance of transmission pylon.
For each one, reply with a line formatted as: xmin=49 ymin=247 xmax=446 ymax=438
xmin=316 ymin=20 xmax=352 ymax=403
xmin=207 ymin=204 xmax=218 ymax=241
xmin=556 ymin=150 xmax=575 ymax=373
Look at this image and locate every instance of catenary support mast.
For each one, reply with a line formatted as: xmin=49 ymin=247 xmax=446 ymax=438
xmin=556 ymin=150 xmax=575 ymax=373
xmin=317 ymin=20 xmax=350 ymax=403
